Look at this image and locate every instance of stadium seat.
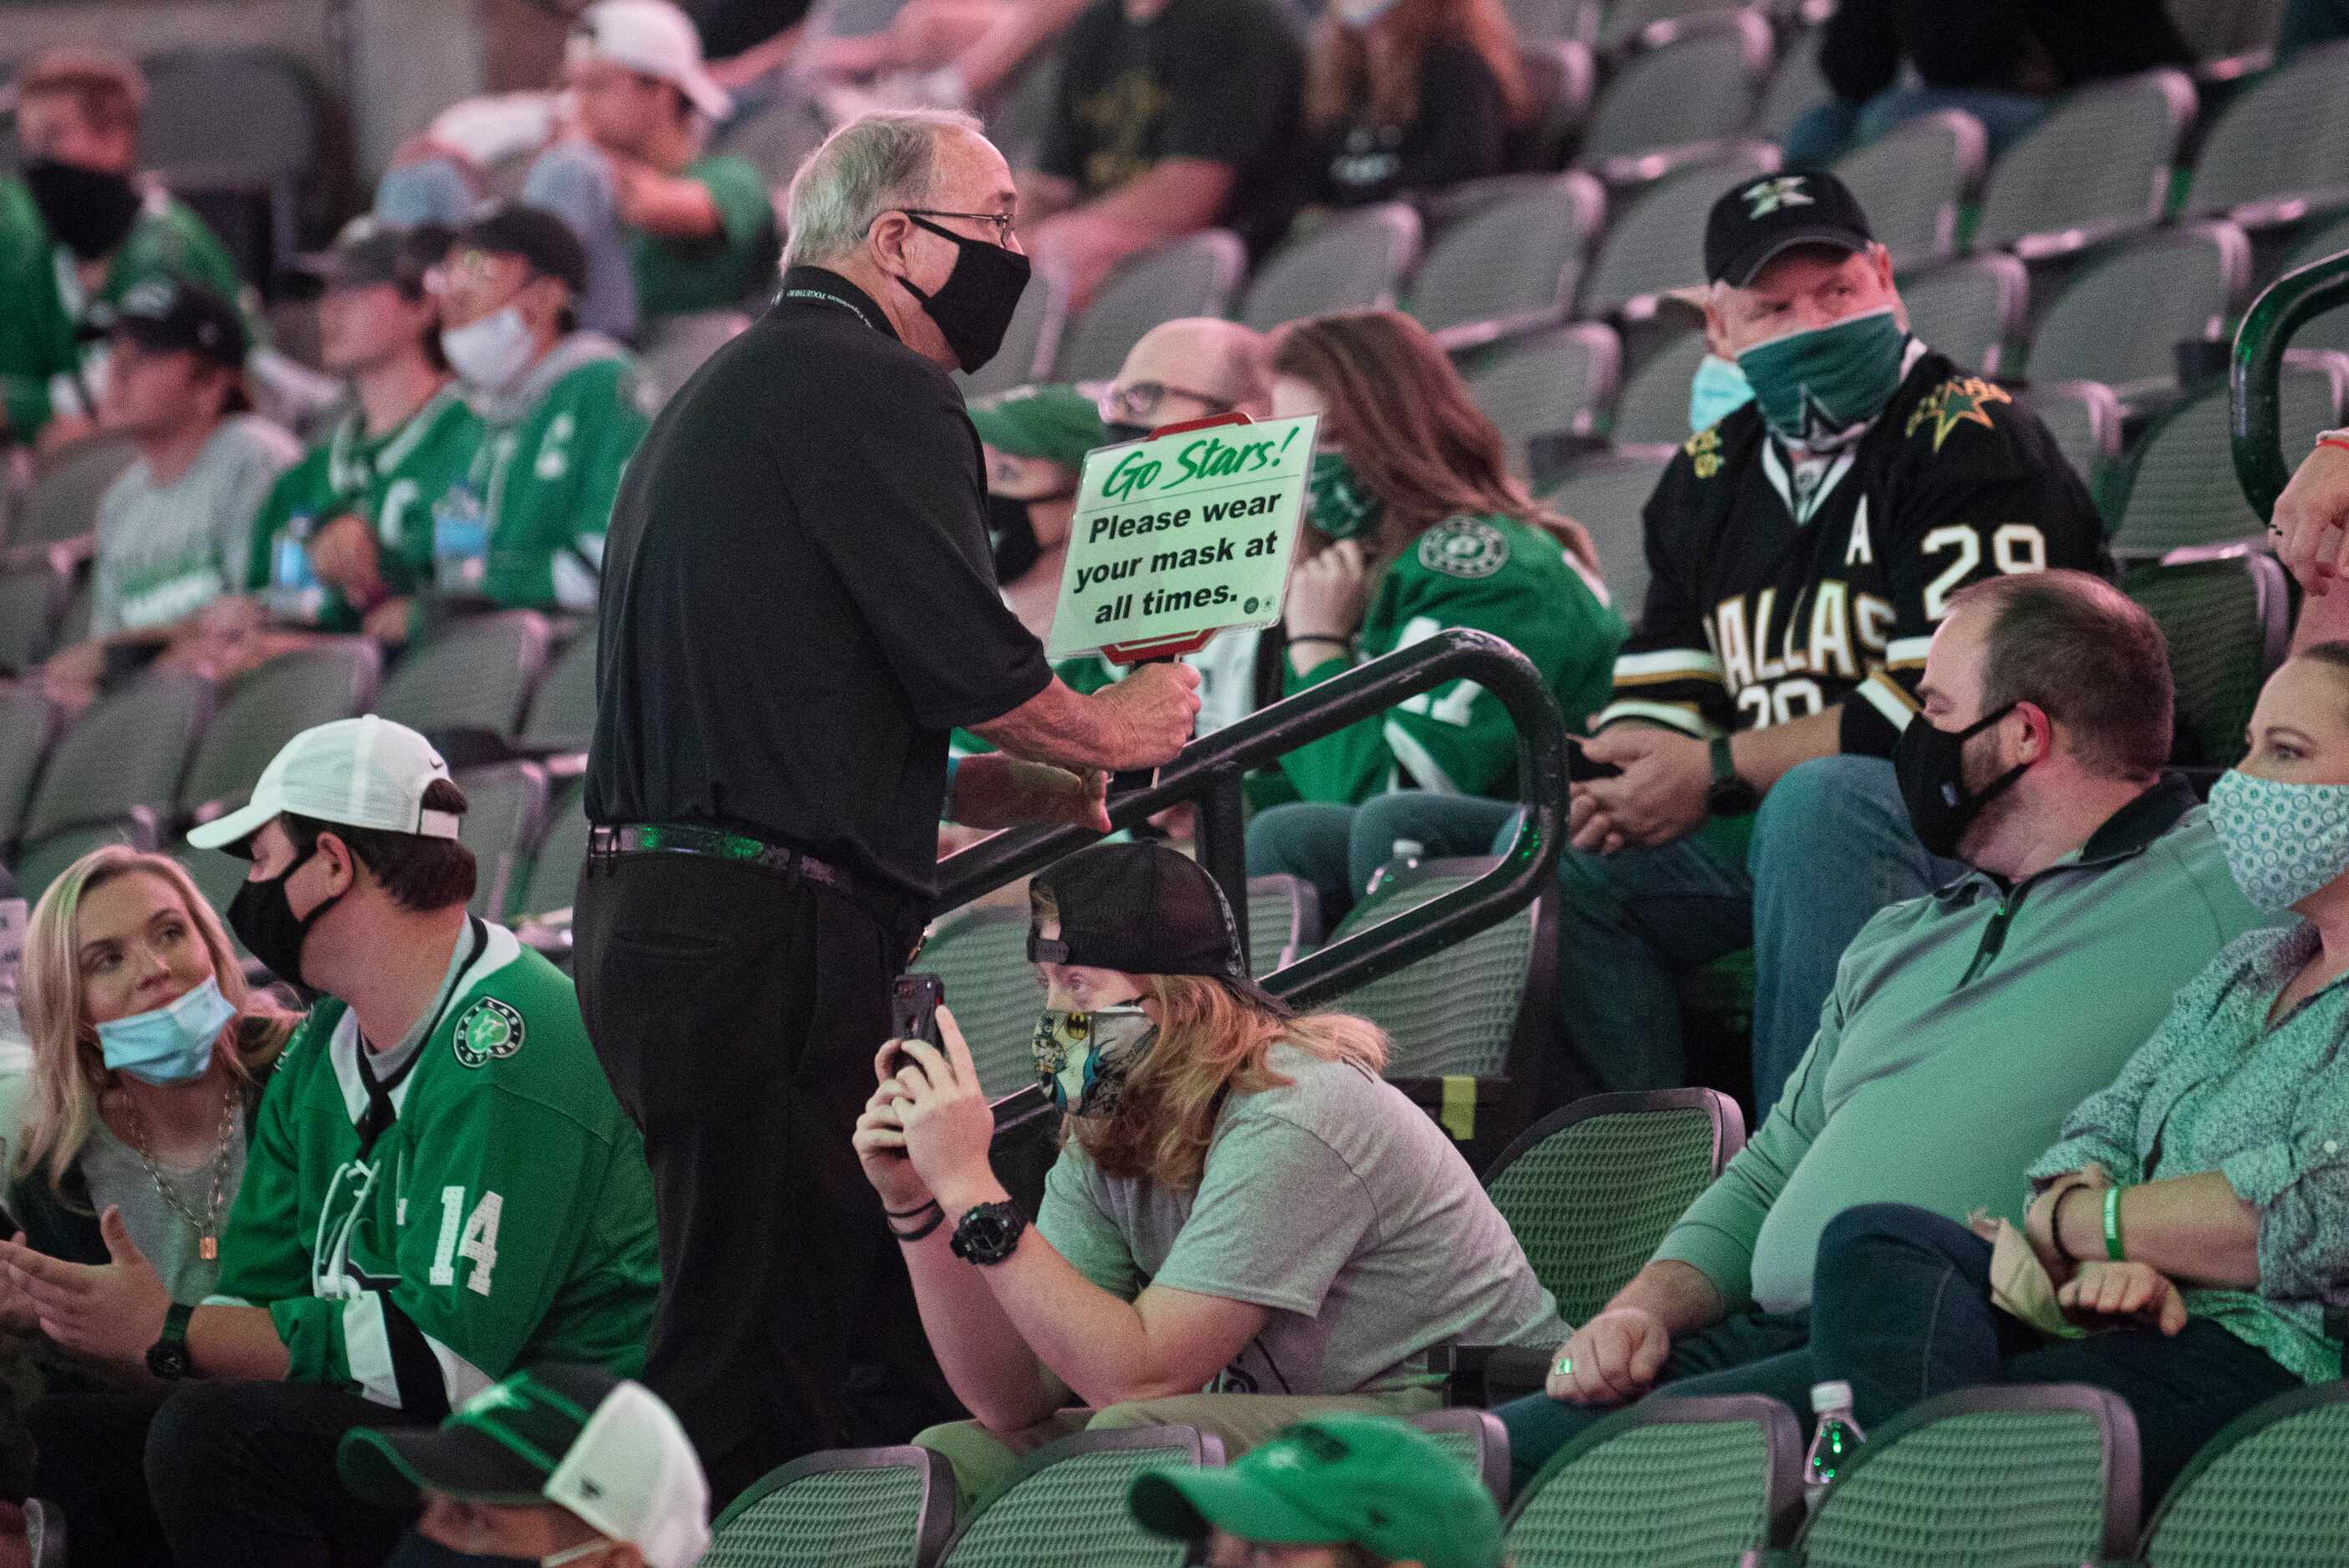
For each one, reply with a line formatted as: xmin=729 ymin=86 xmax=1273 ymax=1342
xmin=372 ymin=610 xmax=552 ymax=738
xmin=1577 ymin=145 xmax=1779 ymax=318
xmin=1790 ymin=1385 xmax=2139 ymax=1567
xmin=14 ymin=435 xmax=137 ymax=549
xmin=1245 ymin=873 xmax=1320 ymax=976
xmin=1411 ymin=1409 xmax=1512 ymax=1505
xmin=173 ymin=842 xmax=254 ymax=940
xmin=1899 ymin=255 xmax=2028 ymax=378
xmin=2276 ymin=212 xmax=2349 ymax=357
xmin=12 ymin=669 xmax=212 ymax=900
xmin=454 ymin=762 xmax=549 ymax=922
xmin=1050 ymin=231 xmax=1247 ymax=383
xmin=1574 ymin=13 xmax=1773 ymax=185
xmin=1503 ymin=0 xmax=1589 ymax=44
xmin=0 ymin=553 xmax=68 ymax=675
xmin=2166 ymin=0 xmax=2290 ymax=71
xmin=1546 ymin=451 xmax=1673 ymax=620
xmin=56 ymin=575 xmax=90 ymax=649
xmin=2136 ymin=1379 xmax=2349 ymax=1566
xmin=513 ymin=775 xmax=589 ymax=925
xmin=1972 ymin=70 xmax=2195 ymax=259
xmin=2183 ymin=42 xmax=2349 ymax=231
xmin=2125 ymin=554 xmax=2292 ymax=771
xmin=939 ymin=1427 xmax=1224 ymax=1568
xmin=1406 ymin=173 xmax=1606 ymax=346
xmin=1461 ymin=323 xmax=1621 ymax=486
xmin=705 ymin=1445 xmax=956 ymax=1568
xmin=2021 ymin=379 xmax=2123 ymax=501
xmin=139 ymin=48 xmax=323 ymax=275
xmin=2107 ymin=352 xmax=2349 ymax=559
xmin=1607 ymin=325 xmax=1710 ymax=448
xmin=177 ymin=641 xmax=381 ymax=822
xmin=639 ymin=310 xmax=750 ymax=406
xmin=1512 ymin=41 xmax=1598 ymax=172
xmin=1593 ymin=0 xmax=1761 ymax=52
xmin=1503 ymin=1395 xmax=1802 ymax=1568
xmin=1481 ymin=1088 xmax=1745 ymax=1324
xmin=2022 ymin=223 xmax=2250 ymax=400
xmin=1750 ymin=24 xmax=1830 ymax=148
xmin=1829 ymin=110 xmax=1984 ymax=275
xmin=520 ymin=626 xmax=599 ymax=754
xmin=909 ymin=903 xmax=1046 ymax=1098
xmin=959 ymin=262 xmax=1068 ymax=399
xmin=0 ymin=683 xmax=58 ymax=857
xmin=1238 ymin=204 xmax=1422 ymax=335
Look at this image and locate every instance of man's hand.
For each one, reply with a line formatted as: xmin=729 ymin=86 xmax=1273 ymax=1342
xmin=2058 ymin=1260 xmax=2187 ymax=1335
xmin=1286 ymin=539 xmax=1371 ymax=642
xmin=1570 ymin=727 xmax=1712 ymax=852
xmin=1547 ymin=1308 xmax=1672 ymax=1405
xmin=307 ymin=513 xmax=387 ymax=604
xmin=890 ymin=1005 xmax=1001 ymax=1211
xmin=2273 ymin=439 xmax=2349 ymax=596
xmin=949 ymin=756 xmax=1111 ymax=832
xmin=1094 ymin=662 xmax=1202 ymax=767
xmin=0 ymin=1207 xmax=170 ymax=1366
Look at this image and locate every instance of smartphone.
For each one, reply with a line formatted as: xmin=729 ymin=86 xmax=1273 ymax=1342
xmin=1567 ymin=736 xmax=1623 ymax=782
xmin=888 ymin=974 xmax=945 ymax=1075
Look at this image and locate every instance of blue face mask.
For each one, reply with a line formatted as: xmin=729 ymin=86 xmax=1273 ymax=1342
xmin=94 ymin=974 xmax=235 ymax=1086
xmin=2210 ymin=768 xmax=2349 ymax=913
xmin=1735 ymin=306 xmax=1906 ymax=449
xmin=1688 ymin=353 xmax=1754 ymax=434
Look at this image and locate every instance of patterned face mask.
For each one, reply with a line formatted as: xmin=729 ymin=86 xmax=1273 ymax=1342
xmin=1307 ymin=451 xmax=1383 ymax=540
xmin=2210 ymin=768 xmax=2349 ymax=913
xmin=1031 ymin=1002 xmax=1157 ymax=1118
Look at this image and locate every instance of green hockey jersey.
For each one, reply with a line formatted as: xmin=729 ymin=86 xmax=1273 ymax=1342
xmin=246 ymin=385 xmax=484 ymax=632
xmin=210 ymin=923 xmax=657 ymax=1414
xmin=1278 ymin=513 xmax=1626 ymax=804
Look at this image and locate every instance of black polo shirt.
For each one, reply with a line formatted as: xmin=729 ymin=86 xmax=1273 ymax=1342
xmin=585 ymin=266 xmax=1054 ymax=907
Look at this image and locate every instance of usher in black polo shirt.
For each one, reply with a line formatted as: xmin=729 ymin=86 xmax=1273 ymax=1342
xmin=585 ymin=266 xmax=1054 ymax=906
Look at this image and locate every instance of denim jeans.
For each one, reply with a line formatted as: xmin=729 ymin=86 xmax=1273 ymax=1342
xmin=1785 ymin=88 xmax=2050 ymax=166
xmin=1245 ymin=793 xmax=1521 ymax=926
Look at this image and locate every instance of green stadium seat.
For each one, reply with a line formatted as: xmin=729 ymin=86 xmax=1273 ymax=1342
xmin=2184 ymin=41 xmax=2349 ymax=232
xmin=1238 ymin=204 xmax=1422 ymax=335
xmin=1512 ymin=40 xmax=1597 ymax=172
xmin=512 ymin=775 xmax=590 ymax=926
xmin=1608 ymin=321 xmax=1709 ymax=448
xmin=373 ymin=610 xmax=551 ymax=738
xmin=1051 ymin=231 xmax=1247 ymax=384
xmin=1411 ymin=1409 xmax=1513 ymax=1505
xmin=1974 ymin=70 xmax=2195 ymax=259
xmin=1900 ymin=255 xmax=2027 ymax=378
xmin=177 ymin=641 xmax=381 ymax=822
xmin=1576 ymin=14 xmax=1773 ymax=185
xmin=2166 ymin=0 xmax=2290 ymax=69
xmin=1830 ymin=110 xmax=1983 ymax=276
xmin=2022 ymin=379 xmax=2124 ymax=504
xmin=1407 ymin=174 xmax=1606 ymax=346
xmin=909 ymin=903 xmax=1046 ymax=1098
xmin=13 ymin=669 xmax=211 ymax=899
xmin=1246 ymin=873 xmax=1320 ymax=976
xmin=520 ymin=625 xmax=599 ymax=754
xmin=706 ymin=1445 xmax=956 ymax=1568
xmin=1461 ymin=323 xmax=1621 ymax=486
xmin=1545 ymin=450 xmax=1673 ymax=622
xmin=939 ymin=1427 xmax=1223 ymax=1568
xmin=1751 ymin=23 xmax=1830 ymax=147
xmin=0 ymin=683 xmax=58 ymax=858
xmin=172 ymin=842 xmax=255 ymax=948
xmin=2022 ymin=223 xmax=2250 ymax=401
xmin=13 ymin=821 xmax=160 ymax=906
xmin=1577 ymin=146 xmax=1778 ymax=318
xmin=1503 ymin=0 xmax=1588 ymax=46
xmin=2138 ymin=1380 xmax=2349 ymax=1566
xmin=2127 ymin=554 xmax=2293 ymax=771
xmin=1481 ymin=1088 xmax=1745 ymax=1325
xmin=2276 ymin=211 xmax=2349 ymax=357
xmin=14 ymin=435 xmax=137 ymax=549
xmin=453 ymin=762 xmax=549 ymax=922
xmin=2108 ymin=352 xmax=2348 ymax=559
xmin=0 ymin=554 xmax=68 ymax=675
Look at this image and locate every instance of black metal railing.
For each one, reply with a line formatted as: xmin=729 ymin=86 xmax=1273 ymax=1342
xmin=2233 ymin=250 xmax=2349 ymax=521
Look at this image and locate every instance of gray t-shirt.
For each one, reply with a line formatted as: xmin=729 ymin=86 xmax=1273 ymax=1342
xmin=1040 ymin=1044 xmax=1564 ymax=1397
xmin=79 ymin=1113 xmax=247 ymax=1306
xmin=90 ymin=413 xmax=299 ymax=636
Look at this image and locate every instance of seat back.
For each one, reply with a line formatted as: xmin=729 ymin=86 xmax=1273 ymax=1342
xmin=640 ymin=310 xmax=751 ymax=406
xmin=2022 ymin=380 xmax=2123 ymax=501
xmin=1752 ymin=24 xmax=1830 ymax=146
xmin=13 ymin=822 xmax=159 ymax=905
xmin=1324 ymin=857 xmax=1548 ymax=1082
xmin=1577 ymin=147 xmax=1777 ymax=317
xmin=1608 ymin=326 xmax=1710 ymax=448
xmin=1052 ymin=233 xmax=1247 ymax=383
xmin=1503 ymin=1394 xmax=1802 ymax=1567
xmin=1239 ymin=205 xmax=1422 ymax=333
xmin=959 ymin=264 xmax=1068 ymax=398
xmin=2166 ymin=0 xmax=2289 ymax=63
xmin=178 ymin=641 xmax=381 ymax=817
xmin=909 ymin=903 xmax=1046 ymax=1097
xmin=1462 ymin=324 xmax=1620 ymax=484
xmin=1830 ymin=111 xmax=1983 ymax=275
xmin=941 ymin=1427 xmax=1224 ymax=1568
xmin=1408 ymin=175 xmax=1604 ymax=342
xmin=22 ymin=670 xmax=211 ymax=844
xmin=522 ymin=627 xmax=600 ymax=753
xmin=1577 ymin=15 xmax=1770 ymax=171
xmin=1593 ymin=0 xmax=1756 ymax=50
xmin=0 ymin=555 xmax=65 ymax=674
xmin=1245 ymin=874 xmax=1320 ymax=976
xmin=1411 ymin=1409 xmax=1513 ymax=1505
xmin=2025 ymin=223 xmax=2250 ymax=397
xmin=2109 ymin=353 xmax=2348 ymax=559
xmin=374 ymin=611 xmax=552 ymax=737
xmin=453 ymin=763 xmax=549 ymax=921
xmin=1503 ymin=0 xmax=1586 ymax=44
xmin=2185 ymin=41 xmax=2349 ymax=226
xmin=1974 ymin=70 xmax=2194 ymax=256
xmin=2125 ymin=554 xmax=2293 ymax=771
xmin=1482 ymin=1089 xmax=1744 ymax=1324
xmin=1544 ymin=452 xmax=1673 ymax=624
xmin=706 ymin=1445 xmax=956 ymax=1568
xmin=2281 ymin=212 xmax=2349 ymax=357
xmin=514 ymin=776 xmax=590 ymax=923
xmin=2139 ymin=1380 xmax=2349 ymax=1566
xmin=1795 ymin=1385 xmax=2139 ymax=1568
xmin=17 ymin=436 xmax=137 ymax=549
xmin=1513 ymin=40 xmax=1597 ymax=172
xmin=140 ymin=48 xmax=320 ymax=188
xmin=1899 ymin=255 xmax=2028 ymax=379
xmin=0 ymin=683 xmax=58 ymax=854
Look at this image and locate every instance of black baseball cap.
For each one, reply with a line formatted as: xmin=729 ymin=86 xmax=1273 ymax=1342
xmin=1030 ymin=842 xmax=1293 ymax=1016
xmin=291 ymin=216 xmax=453 ymax=297
xmin=81 ymin=276 xmax=247 ymax=367
xmin=1704 ymin=169 xmax=1875 ymax=288
xmin=455 ymin=202 xmax=590 ymax=296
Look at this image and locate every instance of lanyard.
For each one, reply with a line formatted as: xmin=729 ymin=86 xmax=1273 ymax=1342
xmin=782 ymin=286 xmax=882 ymax=335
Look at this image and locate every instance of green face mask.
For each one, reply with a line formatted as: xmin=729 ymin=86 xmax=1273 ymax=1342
xmin=1734 ymin=306 xmax=1907 ymax=449
xmin=1307 ymin=450 xmax=1383 ymax=540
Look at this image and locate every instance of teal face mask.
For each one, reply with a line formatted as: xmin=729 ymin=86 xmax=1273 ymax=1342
xmin=95 ymin=974 xmax=235 ymax=1086
xmin=2210 ymin=768 xmax=2349 ymax=913
xmin=1688 ymin=353 xmax=1754 ymax=433
xmin=1307 ymin=451 xmax=1383 ymax=540
xmin=1734 ymin=306 xmax=1906 ymax=449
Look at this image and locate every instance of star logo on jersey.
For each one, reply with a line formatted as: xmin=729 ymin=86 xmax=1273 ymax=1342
xmin=1742 ymin=176 xmax=1813 ymax=219
xmin=1418 ymin=518 xmax=1511 ymax=579
xmin=452 ymin=998 xmax=526 ymax=1069
xmin=1905 ymin=376 xmax=2012 ymax=453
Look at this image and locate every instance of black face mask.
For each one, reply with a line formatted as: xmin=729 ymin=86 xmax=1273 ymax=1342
xmin=1102 ymin=420 xmax=1153 ymax=444
xmin=1893 ymin=702 xmax=2027 ymax=859
xmin=23 ymin=158 xmax=143 ymax=260
xmin=898 ymin=215 xmax=1031 ymax=375
xmin=987 ymin=493 xmax=1045 ymax=584
xmin=227 ymin=848 xmax=344 ymax=997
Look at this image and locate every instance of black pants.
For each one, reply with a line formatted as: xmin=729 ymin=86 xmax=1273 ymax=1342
xmin=574 ymin=849 xmax=956 ymax=1509
xmin=31 ymin=1378 xmax=413 ymax=1568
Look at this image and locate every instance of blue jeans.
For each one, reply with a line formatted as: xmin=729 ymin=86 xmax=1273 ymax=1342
xmin=377 ymin=143 xmax=640 ymax=341
xmin=1786 ymin=88 xmax=2050 ymax=166
xmin=1246 ymin=793 xmax=1521 ymax=926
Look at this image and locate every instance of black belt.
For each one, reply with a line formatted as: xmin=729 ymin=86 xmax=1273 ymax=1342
xmin=585 ymin=822 xmax=927 ymax=948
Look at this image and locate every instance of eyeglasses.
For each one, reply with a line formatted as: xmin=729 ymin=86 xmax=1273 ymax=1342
xmin=900 ymin=208 xmax=1020 ymax=247
xmin=1096 ymin=381 xmax=1234 ymax=427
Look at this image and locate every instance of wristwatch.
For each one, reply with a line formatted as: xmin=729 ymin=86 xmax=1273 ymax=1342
xmin=147 ymin=1302 xmax=196 ymax=1381
xmin=950 ymin=1201 xmax=1029 ymax=1267
xmin=1705 ymin=734 xmax=1759 ymax=817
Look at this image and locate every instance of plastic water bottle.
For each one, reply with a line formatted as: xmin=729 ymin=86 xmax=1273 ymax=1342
xmin=1803 ymin=1380 xmax=1866 ymax=1512
xmin=1366 ymin=837 xmax=1425 ymax=902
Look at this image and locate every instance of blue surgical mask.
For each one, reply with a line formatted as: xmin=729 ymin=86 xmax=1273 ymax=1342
xmin=1735 ymin=306 xmax=1906 ymax=449
xmin=2210 ymin=768 xmax=2349 ymax=913
xmin=94 ymin=974 xmax=235 ymax=1086
xmin=1688 ymin=353 xmax=1754 ymax=434
xmin=1031 ymin=1002 xmax=1156 ymax=1118
xmin=442 ymin=305 xmax=538 ymax=392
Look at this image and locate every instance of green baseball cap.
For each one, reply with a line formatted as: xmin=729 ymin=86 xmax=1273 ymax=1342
xmin=968 ymin=382 xmax=1105 ymax=469
xmin=1128 ymin=1414 xmax=1502 ymax=1568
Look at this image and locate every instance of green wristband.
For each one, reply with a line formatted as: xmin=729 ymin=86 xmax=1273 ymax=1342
xmin=2103 ymin=1185 xmax=2127 ymax=1262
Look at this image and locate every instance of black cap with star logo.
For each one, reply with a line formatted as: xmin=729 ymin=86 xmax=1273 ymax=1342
xmin=1704 ymin=169 xmax=1875 ymax=288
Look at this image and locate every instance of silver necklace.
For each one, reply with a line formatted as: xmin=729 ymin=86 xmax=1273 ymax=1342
xmin=118 ymin=1081 xmax=240 ymax=1262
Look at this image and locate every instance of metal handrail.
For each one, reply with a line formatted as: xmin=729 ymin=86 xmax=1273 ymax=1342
xmin=2232 ymin=250 xmax=2349 ymax=521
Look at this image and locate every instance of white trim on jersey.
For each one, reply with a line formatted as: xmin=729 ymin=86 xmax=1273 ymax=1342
xmin=1595 ymin=699 xmax=1716 ymax=737
xmin=343 ymin=1292 xmax=402 ymax=1407
xmin=1384 ymin=720 xmax=1462 ymax=795
xmin=1886 ymin=635 xmax=1934 ymax=670
xmin=1857 ymin=671 xmax=1921 ymax=733
xmin=1612 ymin=647 xmax=1726 ymax=683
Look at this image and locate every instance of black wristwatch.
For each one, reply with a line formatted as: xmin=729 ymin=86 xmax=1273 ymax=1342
xmin=1705 ymin=733 xmax=1759 ymax=817
xmin=950 ymin=1201 xmax=1029 ymax=1267
xmin=147 ymin=1302 xmax=196 ymax=1381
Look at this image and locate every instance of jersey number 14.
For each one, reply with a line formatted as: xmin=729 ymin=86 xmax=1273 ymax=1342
xmin=428 ymin=1186 xmax=504 ymax=1296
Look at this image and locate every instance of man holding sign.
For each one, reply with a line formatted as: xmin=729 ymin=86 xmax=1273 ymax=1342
xmin=579 ymin=109 xmax=1198 ymax=1506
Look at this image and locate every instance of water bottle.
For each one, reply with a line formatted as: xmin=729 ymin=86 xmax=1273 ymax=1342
xmin=1803 ymin=1380 xmax=1865 ymax=1513
xmin=266 ymin=513 xmax=326 ymax=623
xmin=1366 ymin=837 xmax=1425 ymax=902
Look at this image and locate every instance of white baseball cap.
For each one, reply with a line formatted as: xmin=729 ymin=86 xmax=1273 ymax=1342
xmin=187 ymin=716 xmax=461 ymax=854
xmin=570 ymin=0 xmax=733 ymax=121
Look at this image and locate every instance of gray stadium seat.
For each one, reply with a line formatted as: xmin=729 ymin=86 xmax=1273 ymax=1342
xmin=1407 ymin=174 xmax=1606 ymax=345
xmin=639 ymin=310 xmax=751 ymax=406
xmin=1461 ymin=324 xmax=1621 ymax=486
xmin=1411 ymin=1409 xmax=1512 ymax=1505
xmin=178 ymin=641 xmax=381 ymax=821
xmin=16 ymin=436 xmax=137 ymax=549
xmin=1503 ymin=0 xmax=1589 ymax=44
xmin=373 ymin=611 xmax=552 ymax=737
xmin=14 ymin=670 xmax=212 ymax=898
xmin=959 ymin=260 xmax=1067 ymax=400
xmin=2127 ymin=554 xmax=2292 ymax=771
xmin=1608 ymin=323 xmax=1710 ymax=448
xmin=139 ymin=48 xmax=322 ymax=273
xmin=984 ymin=53 xmax=1063 ymax=173
xmin=1973 ymin=70 xmax=2196 ymax=258
xmin=1751 ymin=23 xmax=1830 ymax=146
xmin=1514 ymin=41 xmax=1597 ymax=172
xmin=173 ymin=842 xmax=255 ymax=940
xmin=2166 ymin=0 xmax=2290 ymax=67
xmin=512 ymin=776 xmax=590 ymax=924
xmin=909 ymin=903 xmax=1045 ymax=1098
xmin=2023 ymin=223 xmax=2250 ymax=399
xmin=0 ymin=554 xmax=67 ymax=675
xmin=706 ymin=1446 xmax=956 ymax=1568
xmin=1594 ymin=0 xmax=1760 ymax=51
xmin=13 ymin=822 xmax=159 ymax=907
xmin=2109 ymin=352 xmax=2349 ymax=559
xmin=1547 ymin=451 xmax=1672 ymax=620
xmin=454 ymin=762 xmax=549 ymax=922
xmin=1830 ymin=110 xmax=1984 ymax=275
xmin=2277 ymin=212 xmax=2349 ymax=357
xmin=55 ymin=575 xmax=90 ymax=648
xmin=1576 ymin=14 xmax=1773 ymax=183
xmin=1238 ymin=204 xmax=1422 ymax=334
xmin=521 ymin=626 xmax=599 ymax=754
xmin=0 ymin=683 xmax=58 ymax=856
xmin=1246 ymin=873 xmax=1319 ymax=976
xmin=1899 ymin=255 xmax=2028 ymax=378
xmin=2022 ymin=380 xmax=2124 ymax=502
xmin=1050 ymin=231 xmax=1247 ymax=383
xmin=1577 ymin=145 xmax=1779 ymax=318
xmin=939 ymin=1427 xmax=1224 ymax=1568
xmin=2184 ymin=42 xmax=2349 ymax=230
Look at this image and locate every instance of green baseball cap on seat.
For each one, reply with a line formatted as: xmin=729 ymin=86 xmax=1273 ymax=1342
xmin=1129 ymin=1414 xmax=1502 ymax=1568
xmin=968 ymin=382 xmax=1106 ymax=469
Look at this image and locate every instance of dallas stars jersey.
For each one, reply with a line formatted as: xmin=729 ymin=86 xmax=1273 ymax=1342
xmin=1282 ymin=513 xmax=1626 ymax=802
xmin=210 ymin=923 xmax=657 ymax=1415
xmin=1601 ymin=346 xmax=2107 ymax=756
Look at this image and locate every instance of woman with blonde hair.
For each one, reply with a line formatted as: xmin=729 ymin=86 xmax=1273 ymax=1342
xmin=855 ymin=842 xmax=1564 ymax=1511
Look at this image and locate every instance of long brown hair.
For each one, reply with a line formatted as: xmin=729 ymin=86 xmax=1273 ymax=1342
xmin=1304 ymin=0 xmax=1532 ymax=132
xmin=1273 ymin=310 xmax=1600 ymax=574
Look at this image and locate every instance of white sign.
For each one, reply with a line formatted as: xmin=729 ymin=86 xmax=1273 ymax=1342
xmin=1046 ymin=412 xmax=1319 ymax=663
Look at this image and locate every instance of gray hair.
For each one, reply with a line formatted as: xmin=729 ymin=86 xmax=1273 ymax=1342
xmin=782 ymin=109 xmax=987 ymax=268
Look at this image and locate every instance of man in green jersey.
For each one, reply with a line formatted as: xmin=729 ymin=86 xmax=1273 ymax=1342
xmin=0 ymin=716 xmax=657 ymax=1568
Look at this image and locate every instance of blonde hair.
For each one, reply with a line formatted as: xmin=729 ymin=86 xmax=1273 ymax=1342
xmin=15 ymin=847 xmax=295 ymax=1192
